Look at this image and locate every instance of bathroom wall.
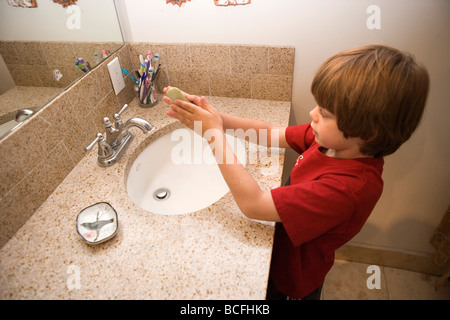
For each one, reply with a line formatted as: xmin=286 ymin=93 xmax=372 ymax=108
xmin=116 ymin=0 xmax=450 ymax=263
xmin=0 ymin=0 xmax=122 ymax=42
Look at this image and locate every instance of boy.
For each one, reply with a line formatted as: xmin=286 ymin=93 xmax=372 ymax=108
xmin=162 ymin=44 xmax=429 ymax=299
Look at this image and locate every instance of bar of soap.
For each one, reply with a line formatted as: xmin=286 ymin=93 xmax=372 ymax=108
xmin=166 ymin=87 xmax=190 ymax=102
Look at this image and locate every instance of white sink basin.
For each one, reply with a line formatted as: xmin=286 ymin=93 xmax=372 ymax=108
xmin=126 ymin=127 xmax=246 ymax=215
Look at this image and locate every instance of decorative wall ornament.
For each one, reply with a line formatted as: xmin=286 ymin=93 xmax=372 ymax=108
xmin=7 ymin=0 xmax=37 ymax=8
xmin=52 ymin=0 xmax=77 ymax=8
xmin=166 ymin=0 xmax=191 ymax=7
xmin=214 ymin=0 xmax=251 ymax=6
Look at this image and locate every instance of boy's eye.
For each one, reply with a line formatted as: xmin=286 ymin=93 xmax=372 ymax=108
xmin=318 ymin=107 xmax=335 ymax=119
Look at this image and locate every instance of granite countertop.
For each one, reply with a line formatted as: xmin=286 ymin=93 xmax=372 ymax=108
xmin=0 ymin=96 xmax=290 ymax=299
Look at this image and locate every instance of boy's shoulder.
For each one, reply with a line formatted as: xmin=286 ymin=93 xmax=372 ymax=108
xmin=285 ymin=123 xmax=315 ymax=153
xmin=290 ymin=142 xmax=384 ymax=196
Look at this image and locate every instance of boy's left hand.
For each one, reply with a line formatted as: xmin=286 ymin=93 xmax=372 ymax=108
xmin=162 ymin=87 xmax=223 ymax=136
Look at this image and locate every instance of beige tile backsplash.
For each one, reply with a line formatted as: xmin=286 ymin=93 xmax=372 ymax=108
xmin=0 ymin=43 xmax=295 ymax=247
xmin=128 ymin=43 xmax=294 ymax=101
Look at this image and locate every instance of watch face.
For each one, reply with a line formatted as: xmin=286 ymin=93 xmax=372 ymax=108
xmin=76 ymin=202 xmax=118 ymax=245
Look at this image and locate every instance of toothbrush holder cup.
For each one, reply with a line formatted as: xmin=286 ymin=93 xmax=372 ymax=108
xmin=136 ymin=70 xmax=159 ymax=108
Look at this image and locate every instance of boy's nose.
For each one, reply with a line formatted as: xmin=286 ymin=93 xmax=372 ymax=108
xmin=309 ymin=106 xmax=319 ymax=121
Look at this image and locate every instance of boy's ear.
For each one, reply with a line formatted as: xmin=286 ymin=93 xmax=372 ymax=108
xmin=364 ymin=130 xmax=378 ymax=142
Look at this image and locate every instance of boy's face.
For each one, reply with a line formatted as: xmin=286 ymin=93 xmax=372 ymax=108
xmin=309 ymin=106 xmax=366 ymax=158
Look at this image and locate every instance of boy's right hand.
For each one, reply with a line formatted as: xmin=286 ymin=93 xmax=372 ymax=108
xmin=162 ymin=87 xmax=224 ymax=136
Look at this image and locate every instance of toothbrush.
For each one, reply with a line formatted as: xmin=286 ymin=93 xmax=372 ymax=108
xmin=139 ymin=63 xmax=146 ymax=76
xmin=142 ymin=59 xmax=151 ymax=98
xmin=139 ymin=59 xmax=151 ymax=103
xmin=147 ymin=67 xmax=153 ymax=84
xmin=153 ymin=53 xmax=160 ymax=68
xmin=151 ymin=63 xmax=161 ymax=82
xmin=143 ymin=58 xmax=150 ymax=74
xmin=135 ymin=71 xmax=141 ymax=82
xmin=151 ymin=54 xmax=158 ymax=77
xmin=121 ymin=67 xmax=139 ymax=85
xmin=147 ymin=50 xmax=152 ymax=68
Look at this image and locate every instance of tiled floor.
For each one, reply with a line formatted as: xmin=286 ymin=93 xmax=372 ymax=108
xmin=322 ymin=259 xmax=450 ymax=300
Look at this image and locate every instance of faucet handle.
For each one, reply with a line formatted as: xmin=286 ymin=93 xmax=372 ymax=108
xmin=85 ymin=133 xmax=104 ymax=153
xmin=113 ymin=104 xmax=129 ymax=129
xmin=115 ymin=104 xmax=129 ymax=119
xmin=85 ymin=133 xmax=113 ymax=158
xmin=103 ymin=117 xmax=112 ymax=126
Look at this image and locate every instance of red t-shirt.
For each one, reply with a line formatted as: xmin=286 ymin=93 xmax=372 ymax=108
xmin=270 ymin=123 xmax=384 ymax=298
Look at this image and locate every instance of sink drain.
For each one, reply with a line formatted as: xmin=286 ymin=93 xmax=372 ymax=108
xmin=153 ymin=188 xmax=171 ymax=201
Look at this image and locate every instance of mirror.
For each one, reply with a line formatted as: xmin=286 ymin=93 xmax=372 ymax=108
xmin=0 ymin=0 xmax=123 ymax=140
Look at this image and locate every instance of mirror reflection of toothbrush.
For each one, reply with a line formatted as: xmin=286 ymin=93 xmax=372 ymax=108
xmin=75 ymin=61 xmax=88 ymax=73
xmin=94 ymin=52 xmax=100 ymax=64
xmin=77 ymin=57 xmax=91 ymax=71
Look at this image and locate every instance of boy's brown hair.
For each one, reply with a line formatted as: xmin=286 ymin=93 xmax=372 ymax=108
xmin=311 ymin=44 xmax=429 ymax=157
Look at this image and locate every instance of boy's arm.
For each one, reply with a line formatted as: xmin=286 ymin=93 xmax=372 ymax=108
xmin=212 ymin=130 xmax=282 ymax=222
xmin=220 ymin=113 xmax=290 ymax=149
xmin=163 ymin=91 xmax=282 ymax=222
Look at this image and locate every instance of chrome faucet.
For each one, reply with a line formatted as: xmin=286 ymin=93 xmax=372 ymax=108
xmin=85 ymin=104 xmax=155 ymax=166
xmin=15 ymin=108 xmax=34 ymax=122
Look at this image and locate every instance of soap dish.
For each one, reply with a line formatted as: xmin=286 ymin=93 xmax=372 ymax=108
xmin=76 ymin=202 xmax=118 ymax=245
